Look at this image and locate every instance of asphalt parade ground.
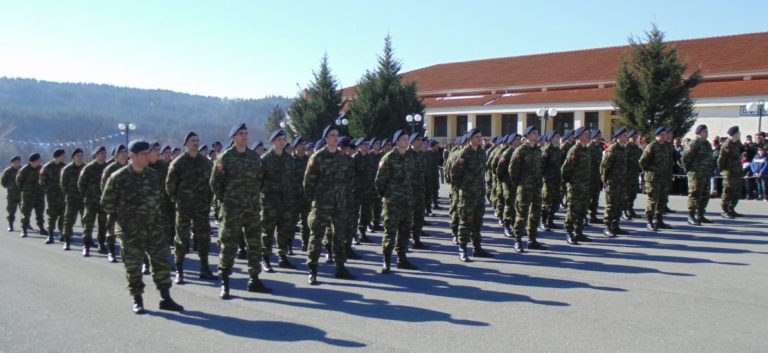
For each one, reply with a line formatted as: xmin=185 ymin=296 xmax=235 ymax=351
xmin=0 ymin=185 xmax=766 ymax=353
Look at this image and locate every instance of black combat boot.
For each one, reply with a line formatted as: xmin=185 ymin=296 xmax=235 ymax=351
xmin=687 ymin=210 xmax=701 ymax=225
xmin=44 ymin=228 xmax=55 ymax=244
xmin=503 ymin=221 xmax=514 ymax=238
xmin=158 ymin=288 xmax=184 ymax=311
xmin=62 ymin=236 xmax=71 ymax=250
xmin=656 ymin=214 xmax=672 ymax=229
xmin=698 ymin=211 xmax=713 ymax=224
xmin=566 ymin=230 xmax=579 ymax=245
xmin=82 ymin=243 xmax=91 ymax=257
xmin=527 ymin=235 xmax=548 ymax=250
xmin=334 ymin=264 xmax=356 ymax=280
xmin=381 ymin=250 xmax=392 ymax=273
xmin=576 ymin=230 xmax=592 ymax=242
xmin=730 ymin=207 xmax=744 ymax=217
xmin=452 ymin=234 xmax=459 ymax=245
xmin=132 ymin=295 xmax=145 ymax=314
xmin=199 ymin=258 xmax=217 ymax=280
xmin=260 ymin=255 xmax=275 ymax=273
xmin=721 ymin=204 xmax=734 ymax=219
xmin=324 ymin=243 xmax=335 ymax=264
xmin=548 ymin=214 xmax=561 ymax=229
xmin=540 ymin=212 xmax=551 ymax=231
xmin=412 ymin=232 xmax=429 ymax=250
xmin=472 ymin=242 xmax=493 ymax=258
xmin=396 ymin=251 xmax=418 ymax=270
xmin=277 ymin=254 xmax=296 ymax=269
xmin=107 ymin=244 xmax=118 ymax=263
xmin=589 ymin=213 xmax=602 ymax=224
xmin=20 ymin=221 xmax=28 ymax=238
xmin=458 ymin=244 xmax=471 ymax=262
xmin=307 ymin=265 xmax=319 ymax=285
xmin=38 ymin=223 xmax=48 ymax=236
xmin=647 ymin=214 xmax=658 ymax=231
xmin=628 ymin=208 xmax=639 ymax=218
xmin=603 ymin=223 xmax=616 ymax=237
xmin=174 ymin=263 xmax=184 ymax=284
xmin=513 ymin=236 xmax=524 ymax=253
xmin=247 ymin=275 xmax=272 ymax=293
xmin=219 ymin=274 xmax=231 ymax=299
xmin=663 ymin=206 xmax=676 ymax=214
xmin=613 ymin=221 xmax=628 ymax=235
xmin=7 ymin=220 xmax=14 ymax=232
xmin=358 ymin=227 xmax=372 ymax=243
xmin=621 ymin=210 xmax=631 ymax=220
xmin=97 ymin=241 xmax=108 ymax=254
xmin=345 ymin=243 xmax=362 ymax=260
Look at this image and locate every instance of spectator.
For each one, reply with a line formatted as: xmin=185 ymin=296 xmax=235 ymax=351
xmin=711 ymin=137 xmax=722 ymax=197
xmin=742 ymin=152 xmax=754 ymax=199
xmin=751 ymin=146 xmax=768 ymax=201
xmin=744 ymin=135 xmax=757 ymax=161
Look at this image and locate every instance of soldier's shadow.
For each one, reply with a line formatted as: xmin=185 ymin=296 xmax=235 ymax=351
xmin=147 ymin=310 xmax=365 ymax=347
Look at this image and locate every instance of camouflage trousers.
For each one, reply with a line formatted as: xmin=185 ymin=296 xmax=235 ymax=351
xmin=20 ymin=195 xmax=45 ymax=229
xmin=588 ymin=178 xmax=602 ymax=217
xmin=429 ymin=177 xmax=439 ymax=207
xmin=687 ymin=174 xmax=711 ymax=213
xmin=625 ymin=173 xmax=640 ymax=212
xmin=357 ymin=197 xmax=374 ymax=231
xmin=175 ymin=208 xmax=212 ymax=263
xmin=644 ymin=177 xmax=668 ymax=217
xmin=382 ymin=198 xmax=412 ymax=253
xmin=513 ymin=184 xmax=542 ymax=239
xmin=62 ymin=196 xmax=83 ymax=241
xmin=603 ymin=182 xmax=626 ymax=223
xmin=411 ymin=194 xmax=425 ymax=238
xmin=6 ymin=194 xmax=20 ymax=223
xmin=721 ymin=174 xmax=741 ymax=210
xmin=457 ymin=191 xmax=484 ymax=246
xmin=541 ymin=180 xmax=561 ymax=218
xmin=261 ymin=205 xmax=295 ymax=257
xmin=372 ymin=197 xmax=383 ymax=226
xmin=502 ymin=184 xmax=516 ymax=224
xmin=306 ymin=200 xmax=346 ymax=268
xmin=82 ymin=199 xmax=106 ymax=245
xmin=293 ymin=200 xmax=311 ymax=246
xmin=565 ymin=183 xmax=588 ymax=233
xmin=45 ymin=193 xmax=65 ymax=233
xmin=119 ymin=229 xmax=172 ymax=296
xmin=448 ymin=188 xmax=459 ymax=235
xmin=218 ymin=206 xmax=262 ymax=277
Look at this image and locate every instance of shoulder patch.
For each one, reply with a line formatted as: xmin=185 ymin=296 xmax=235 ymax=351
xmin=215 ymin=161 xmax=224 ymax=173
xmin=570 ymin=154 xmax=576 ymax=161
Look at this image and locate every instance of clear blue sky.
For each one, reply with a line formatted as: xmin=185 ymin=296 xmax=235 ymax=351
xmin=0 ymin=0 xmax=763 ymax=99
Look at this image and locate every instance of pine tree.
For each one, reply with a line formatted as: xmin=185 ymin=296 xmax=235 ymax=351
xmin=613 ymin=24 xmax=702 ymax=137
xmin=348 ymin=35 xmax=425 ymax=138
xmin=263 ymin=104 xmax=285 ymax=135
xmin=289 ymin=54 xmax=343 ymax=140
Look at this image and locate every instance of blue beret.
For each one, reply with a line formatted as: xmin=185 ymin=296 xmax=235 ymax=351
xmin=727 ymin=125 xmax=739 ymax=136
xmin=269 ymin=129 xmax=285 ymax=142
xmin=28 ymin=153 xmax=41 ymax=162
xmin=392 ymin=129 xmax=408 ymax=145
xmin=315 ymin=139 xmax=325 ymax=149
xmin=654 ymin=126 xmax=668 ymax=135
xmin=128 ymin=140 xmax=150 ymax=154
xmin=541 ymin=133 xmax=550 ymax=143
xmin=550 ymin=131 xmax=561 ymax=140
xmin=573 ymin=127 xmax=587 ymax=139
xmin=149 ymin=142 xmax=160 ymax=150
xmin=523 ymin=125 xmax=538 ymax=137
xmin=212 ymin=141 xmax=222 ymax=147
xmin=172 ymin=147 xmax=180 ymax=154
xmin=93 ymin=146 xmax=107 ymax=156
xmin=115 ymin=144 xmax=127 ymax=154
xmin=590 ymin=129 xmax=602 ymax=139
xmin=467 ymin=128 xmax=481 ymax=139
xmin=695 ymin=124 xmax=707 ymax=134
xmin=354 ymin=136 xmax=368 ymax=146
xmin=10 ymin=156 xmax=21 ymax=163
xmin=53 ymin=149 xmax=65 ymax=158
xmin=199 ymin=144 xmax=209 ymax=152
xmin=184 ymin=131 xmax=198 ymax=144
xmin=322 ymin=124 xmax=337 ymax=140
xmin=291 ymin=136 xmax=305 ymax=149
xmin=506 ymin=133 xmax=519 ymax=144
xmin=229 ymin=123 xmax=246 ymax=138
xmin=429 ymin=139 xmax=438 ymax=147
xmin=162 ymin=145 xmax=172 ymax=153
xmin=250 ymin=141 xmax=264 ymax=150
xmin=71 ymin=149 xmax=83 ymax=158
xmin=627 ymin=129 xmax=637 ymax=138
xmin=562 ymin=130 xmax=572 ymax=139
xmin=339 ymin=136 xmax=351 ymax=148
xmin=613 ymin=127 xmax=626 ymax=139
xmin=409 ymin=132 xmax=422 ymax=145
xmin=369 ymin=138 xmax=378 ymax=146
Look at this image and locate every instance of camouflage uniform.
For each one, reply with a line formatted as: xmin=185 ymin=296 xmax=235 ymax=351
xmin=40 ymin=160 xmax=65 ymax=235
xmin=101 ymin=160 xmax=127 ymax=249
xmin=426 ymin=149 xmax=441 ymax=209
xmin=149 ymin=160 xmax=174 ymax=244
xmin=496 ymin=146 xmax=516 ymax=233
xmin=624 ymin=142 xmax=643 ymax=216
xmin=352 ymin=150 xmax=375 ymax=237
xmin=16 ymin=164 xmax=45 ymax=233
xmin=509 ymin=143 xmax=544 ymax=244
xmin=562 ymin=143 xmax=591 ymax=238
xmin=78 ymin=160 xmax=107 ymax=248
xmin=486 ymin=146 xmax=505 ymax=219
xmin=1 ymin=166 xmax=21 ymax=229
xmin=167 ymin=152 xmax=213 ymax=269
xmin=540 ymin=142 xmax=562 ymax=228
xmin=443 ymin=146 xmax=462 ymax=237
xmin=369 ymin=151 xmax=384 ymax=229
xmin=375 ymin=148 xmax=416 ymax=268
xmin=600 ymin=142 xmax=627 ymax=230
xmin=452 ymin=146 xmax=487 ymax=251
xmin=639 ymin=141 xmax=673 ymax=227
xmin=60 ymin=162 xmax=84 ymax=245
xmin=210 ymin=147 xmax=264 ymax=278
xmin=409 ymin=149 xmax=427 ymax=246
xmin=102 ymin=165 xmax=172 ymax=296
xmin=682 ymin=138 xmax=714 ymax=221
xmin=292 ymin=152 xmax=311 ymax=248
xmin=717 ymin=139 xmax=743 ymax=215
xmin=560 ymin=140 xmax=574 ymax=208
xmin=259 ymin=149 xmax=297 ymax=261
xmin=587 ymin=140 xmax=603 ymax=221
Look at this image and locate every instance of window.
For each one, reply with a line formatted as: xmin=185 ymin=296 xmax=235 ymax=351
xmin=553 ymin=112 xmax=574 ymax=135
xmin=502 ymin=113 xmax=518 ymax=134
xmin=526 ymin=113 xmax=538 ymax=130
xmin=456 ymin=115 xmax=468 ymax=136
xmin=476 ymin=114 xmax=492 ymax=137
xmin=585 ymin=111 xmax=599 ymax=129
xmin=433 ymin=115 xmax=447 ymax=137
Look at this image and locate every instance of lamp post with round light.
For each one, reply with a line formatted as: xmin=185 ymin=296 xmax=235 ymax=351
xmin=535 ymin=107 xmax=557 ymax=136
xmin=118 ymin=122 xmax=137 ymax=146
xmin=405 ymin=113 xmax=423 ymax=134
xmin=746 ymin=100 xmax=766 ymax=134
xmin=335 ymin=114 xmax=349 ymax=136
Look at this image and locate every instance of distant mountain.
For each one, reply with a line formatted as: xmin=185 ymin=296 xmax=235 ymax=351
xmin=0 ymin=77 xmax=291 ymax=162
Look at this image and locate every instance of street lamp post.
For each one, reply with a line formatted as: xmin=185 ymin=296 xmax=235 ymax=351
xmin=746 ymin=100 xmax=766 ymax=134
xmin=405 ymin=113 xmax=423 ymax=133
xmin=117 ymin=122 xmax=137 ymax=146
xmin=535 ymin=107 xmax=558 ymax=136
xmin=335 ymin=114 xmax=349 ymax=136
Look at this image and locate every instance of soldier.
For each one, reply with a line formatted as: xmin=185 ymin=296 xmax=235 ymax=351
xmin=369 ymin=138 xmax=385 ymax=232
xmin=40 ymin=149 xmax=66 ymax=244
xmin=427 ymin=140 xmax=441 ymax=212
xmin=252 ymin=141 xmax=266 ymax=156
xmin=258 ymin=129 xmax=298 ymax=271
xmin=161 ymin=146 xmax=172 ymax=164
xmin=79 ymin=146 xmax=108 ymax=255
xmin=623 ymin=130 xmax=643 ymax=219
xmin=167 ymin=132 xmax=217 ymax=283
xmin=717 ymin=126 xmax=744 ymax=219
xmin=100 ymin=144 xmax=127 ymax=262
xmin=101 ymin=140 xmax=184 ymax=314
xmin=452 ymin=128 xmax=492 ymax=261
xmin=559 ymin=130 xmax=575 ymax=209
xmin=149 ymin=143 xmax=175 ymax=254
xmin=211 ymin=123 xmax=272 ymax=298
xmin=486 ymin=136 xmax=506 ymax=223
xmin=540 ymin=131 xmax=563 ymax=232
xmin=352 ymin=136 xmax=375 ymax=243
xmin=497 ymin=133 xmax=522 ymax=238
xmin=639 ymin=127 xmax=674 ymax=231
xmin=60 ymin=149 xmax=84 ymax=250
xmin=375 ymin=130 xmax=419 ymax=273
xmin=587 ymin=130 xmax=604 ymax=224
xmin=407 ymin=133 xmax=430 ymax=249
xmin=600 ymin=128 xmax=629 ymax=237
xmin=338 ymin=137 xmax=361 ymax=260
xmin=443 ymin=136 xmax=464 ymax=244
xmin=304 ymin=125 xmax=357 ymax=285
xmin=291 ymin=137 xmax=311 ymax=251
xmin=682 ymin=124 xmax=714 ymax=225
xmin=16 ymin=153 xmax=46 ymax=238
xmin=509 ymin=126 xmax=546 ymax=251
xmin=171 ymin=147 xmax=181 ymax=160
xmin=1 ymin=156 xmax=22 ymax=232
xmin=562 ymin=127 xmax=592 ymax=245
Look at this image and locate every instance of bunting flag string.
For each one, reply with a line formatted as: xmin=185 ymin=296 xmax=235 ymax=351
xmin=0 ymin=132 xmax=124 ymax=147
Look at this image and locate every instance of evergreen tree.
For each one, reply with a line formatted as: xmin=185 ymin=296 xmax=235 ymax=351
xmin=289 ymin=54 xmax=343 ymax=140
xmin=263 ymin=104 xmax=291 ymax=138
xmin=613 ymin=24 xmax=702 ymax=137
xmin=348 ymin=35 xmax=425 ymax=138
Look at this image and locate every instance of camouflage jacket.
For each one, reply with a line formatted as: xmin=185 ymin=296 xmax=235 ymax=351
xmin=639 ymin=141 xmax=673 ymax=180
xmin=540 ymin=143 xmax=562 ymax=184
xmin=587 ymin=141 xmax=603 ymax=183
xmin=717 ymin=139 xmax=743 ymax=177
xmin=375 ymin=149 xmax=414 ymax=204
xmin=102 ymin=165 xmax=168 ymax=236
xmin=303 ymin=147 xmax=346 ymax=205
xmin=600 ymin=142 xmax=627 ymax=184
xmin=259 ymin=149 xmax=295 ymax=208
xmin=561 ymin=143 xmax=592 ymax=184
xmin=1 ymin=166 xmax=20 ymax=197
xmin=78 ymin=160 xmax=106 ymax=201
xmin=625 ymin=143 xmax=643 ymax=175
xmin=352 ymin=151 xmax=376 ymax=200
xmin=60 ymin=162 xmax=84 ymax=199
xmin=210 ymin=146 xmax=263 ymax=211
xmin=166 ymin=152 xmax=213 ymax=212
xmin=682 ymin=138 xmax=713 ymax=177
xmin=509 ymin=143 xmax=543 ymax=188
xmin=292 ymin=153 xmax=310 ymax=206
xmin=101 ymin=160 xmax=127 ymax=191
xmin=40 ymin=161 xmax=65 ymax=197
xmin=452 ymin=146 xmax=486 ymax=197
xmin=16 ymin=164 xmax=43 ymax=196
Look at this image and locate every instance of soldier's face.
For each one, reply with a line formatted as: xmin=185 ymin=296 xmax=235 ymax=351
xmin=618 ymin=133 xmax=628 ymax=144
xmin=372 ymin=142 xmax=381 ymax=152
xmin=116 ymin=150 xmax=127 ymax=163
xmin=209 ymin=151 xmax=217 ymax=160
xmin=325 ymin=129 xmax=339 ymax=148
xmin=469 ymin=133 xmax=482 ymax=147
xmin=578 ymin=132 xmax=589 ymax=144
xmin=234 ymin=130 xmax=249 ymax=146
xmin=213 ymin=143 xmax=222 ymax=152
xmin=96 ymin=151 xmax=107 ymax=163
xmin=54 ymin=155 xmax=65 ymax=163
xmin=656 ymin=132 xmax=666 ymax=143
xmin=732 ymin=132 xmax=741 ymax=141
xmin=296 ymin=143 xmax=307 ymax=155
xmin=272 ymin=135 xmax=286 ymax=152
xmin=11 ymin=161 xmax=21 ymax=168
xmin=255 ymin=146 xmax=266 ymax=155
xmin=130 ymin=151 xmax=149 ymax=168
xmin=396 ymin=135 xmax=410 ymax=151
xmin=73 ymin=153 xmax=83 ymax=164
xmin=162 ymin=151 xmax=171 ymax=160
xmin=149 ymin=148 xmax=159 ymax=163
xmin=411 ymin=140 xmax=422 ymax=151
xmin=358 ymin=143 xmax=369 ymax=153
xmin=186 ymin=136 xmax=200 ymax=152
xmin=527 ymin=131 xmax=539 ymax=144
xmin=552 ymin=136 xmax=560 ymax=147
xmin=30 ymin=160 xmax=41 ymax=168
